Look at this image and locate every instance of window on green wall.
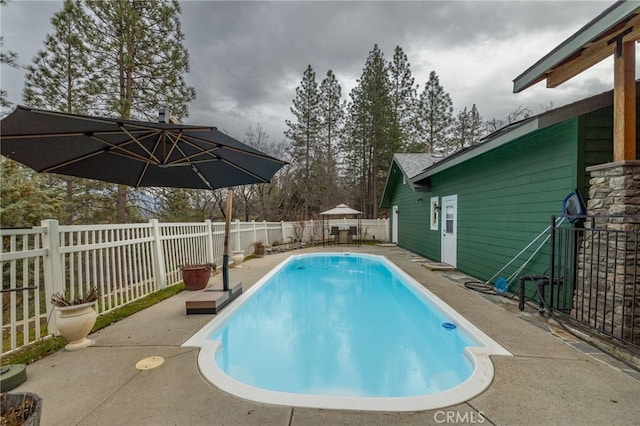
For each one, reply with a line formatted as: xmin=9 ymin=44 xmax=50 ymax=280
xmin=430 ymin=196 xmax=439 ymax=230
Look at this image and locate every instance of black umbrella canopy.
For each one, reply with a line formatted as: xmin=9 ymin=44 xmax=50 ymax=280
xmin=1 ymin=105 xmax=287 ymax=295
xmin=0 ymin=105 xmax=287 ymax=189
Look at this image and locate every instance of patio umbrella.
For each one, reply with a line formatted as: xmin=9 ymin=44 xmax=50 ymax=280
xmin=0 ymin=105 xmax=287 ymax=291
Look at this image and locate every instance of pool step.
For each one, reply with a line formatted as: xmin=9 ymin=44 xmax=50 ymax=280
xmin=185 ymin=283 xmax=243 ymax=314
xmin=420 ymin=261 xmax=456 ymax=272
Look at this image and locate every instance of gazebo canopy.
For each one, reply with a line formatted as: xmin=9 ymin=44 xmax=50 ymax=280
xmin=320 ymin=204 xmax=363 ymax=216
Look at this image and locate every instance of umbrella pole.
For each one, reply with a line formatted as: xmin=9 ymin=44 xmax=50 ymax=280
xmin=223 ymin=188 xmax=233 ymax=292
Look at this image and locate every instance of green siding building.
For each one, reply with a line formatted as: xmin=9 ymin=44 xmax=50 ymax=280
xmin=380 ymin=87 xmax=638 ymax=286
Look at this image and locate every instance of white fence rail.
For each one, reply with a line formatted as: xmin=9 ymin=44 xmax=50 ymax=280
xmin=1 ymin=218 xmax=388 ymax=355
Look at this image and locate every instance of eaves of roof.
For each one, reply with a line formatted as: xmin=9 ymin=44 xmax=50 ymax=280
xmin=513 ymin=0 xmax=640 ymax=93
xmin=412 ymin=85 xmax=618 ymax=184
xmin=380 ymin=153 xmax=437 ymax=209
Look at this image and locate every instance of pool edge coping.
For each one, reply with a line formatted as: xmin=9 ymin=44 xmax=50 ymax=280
xmin=182 ymin=252 xmax=512 ymax=412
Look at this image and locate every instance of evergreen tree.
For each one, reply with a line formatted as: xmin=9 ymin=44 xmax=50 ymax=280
xmin=0 ymin=0 xmax=19 ymax=112
xmin=450 ymin=104 xmax=483 ymax=153
xmin=284 ymin=64 xmax=320 ymax=220
xmin=22 ymin=0 xmax=102 ymax=225
xmin=149 ymin=188 xmax=206 ymax=223
xmin=415 ymin=70 xmax=453 ymax=154
xmin=85 ymin=0 xmax=196 ymax=222
xmin=0 ymin=158 xmax=64 ymax=227
xmin=388 ymin=46 xmax=417 ymax=151
xmin=23 ymin=0 xmax=97 ymax=114
xmin=0 ymin=41 xmax=18 ymax=111
xmin=318 ymin=69 xmax=344 ymax=209
xmin=342 ymin=84 xmax=369 ymax=214
xmin=342 ymin=44 xmax=393 ymax=218
xmin=86 ymin=0 xmax=195 ymax=121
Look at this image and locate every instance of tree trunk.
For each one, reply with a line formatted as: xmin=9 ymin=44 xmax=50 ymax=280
xmin=65 ymin=176 xmax=74 ymax=225
xmin=116 ymin=185 xmax=127 ymax=223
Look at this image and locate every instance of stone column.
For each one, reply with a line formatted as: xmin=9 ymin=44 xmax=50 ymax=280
xmin=574 ymin=161 xmax=640 ymax=343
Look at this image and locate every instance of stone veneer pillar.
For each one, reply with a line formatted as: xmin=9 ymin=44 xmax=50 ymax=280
xmin=574 ymin=161 xmax=640 ymax=343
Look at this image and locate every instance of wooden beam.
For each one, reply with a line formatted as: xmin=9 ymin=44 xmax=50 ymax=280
xmin=547 ymin=14 xmax=640 ymax=88
xmin=613 ymin=40 xmax=636 ymax=161
xmin=546 ymin=41 xmax=615 ymax=88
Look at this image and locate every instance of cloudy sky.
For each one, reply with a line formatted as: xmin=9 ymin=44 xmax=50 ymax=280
xmin=0 ymin=0 xmax=629 ymax=142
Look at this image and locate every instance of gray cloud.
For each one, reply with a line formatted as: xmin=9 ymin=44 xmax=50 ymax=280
xmin=1 ymin=1 xmax=621 ymax=142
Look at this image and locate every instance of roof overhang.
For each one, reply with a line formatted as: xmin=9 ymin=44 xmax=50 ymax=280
xmin=379 ymin=154 xmax=436 ymax=208
xmin=513 ymin=1 xmax=640 ymax=93
xmin=412 ymin=119 xmax=539 ymax=183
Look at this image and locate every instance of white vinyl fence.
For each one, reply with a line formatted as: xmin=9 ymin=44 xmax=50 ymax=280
xmin=1 ymin=218 xmax=388 ymax=355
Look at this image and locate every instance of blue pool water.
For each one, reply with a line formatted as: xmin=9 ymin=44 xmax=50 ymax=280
xmin=209 ymin=253 xmax=475 ymax=397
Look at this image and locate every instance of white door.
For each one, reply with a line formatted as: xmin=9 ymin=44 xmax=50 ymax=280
xmin=441 ymin=195 xmax=457 ymax=267
xmin=391 ymin=205 xmax=399 ymax=244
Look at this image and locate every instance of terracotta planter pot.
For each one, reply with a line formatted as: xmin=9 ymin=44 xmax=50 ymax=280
xmin=181 ymin=266 xmax=211 ymax=291
xmin=55 ymin=302 xmax=98 ymax=351
xmin=253 ymin=244 xmax=265 ymax=257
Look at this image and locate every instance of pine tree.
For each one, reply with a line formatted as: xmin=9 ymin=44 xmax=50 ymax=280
xmin=343 ymin=44 xmax=393 ymax=218
xmin=85 ymin=0 xmax=196 ymax=222
xmin=467 ymin=104 xmax=483 ymax=146
xmin=23 ymin=0 xmax=97 ymax=114
xmin=0 ymin=158 xmax=64 ymax=227
xmin=21 ymin=0 xmax=102 ymax=225
xmin=86 ymin=0 xmax=196 ymax=121
xmin=0 ymin=0 xmax=19 ymax=112
xmin=450 ymin=104 xmax=483 ymax=153
xmin=284 ymin=64 xmax=320 ymax=220
xmin=415 ymin=70 xmax=453 ymax=154
xmin=342 ymin=84 xmax=370 ymax=214
xmin=318 ymin=69 xmax=344 ymax=209
xmin=388 ymin=46 xmax=417 ymax=151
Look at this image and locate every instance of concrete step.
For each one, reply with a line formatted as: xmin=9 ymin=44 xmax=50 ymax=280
xmin=185 ymin=283 xmax=243 ymax=314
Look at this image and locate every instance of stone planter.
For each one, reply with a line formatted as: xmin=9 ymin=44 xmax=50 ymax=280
xmin=55 ymin=302 xmax=97 ymax=351
xmin=181 ymin=265 xmax=212 ymax=291
xmin=231 ymin=250 xmax=245 ymax=268
xmin=0 ymin=392 xmax=42 ymax=426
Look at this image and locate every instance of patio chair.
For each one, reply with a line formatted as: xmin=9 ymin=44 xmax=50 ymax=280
xmin=330 ymin=226 xmax=339 ymax=245
xmin=348 ymin=226 xmax=357 ymax=245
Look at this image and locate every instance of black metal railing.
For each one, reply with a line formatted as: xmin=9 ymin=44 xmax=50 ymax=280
xmin=530 ymin=215 xmax=639 ymax=349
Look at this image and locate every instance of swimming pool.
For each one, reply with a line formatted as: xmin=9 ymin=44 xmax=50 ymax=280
xmin=183 ymin=253 xmax=510 ymax=411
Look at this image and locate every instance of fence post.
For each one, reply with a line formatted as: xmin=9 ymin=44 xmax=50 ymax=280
xmin=548 ymin=215 xmax=557 ymax=315
xmin=252 ymin=220 xmax=257 ymax=244
xmin=263 ymin=221 xmax=269 ymax=246
xmin=41 ymin=219 xmax=64 ymax=335
xmin=205 ymin=219 xmax=215 ymax=265
xmin=235 ymin=219 xmax=242 ymax=251
xmin=281 ymin=221 xmax=286 ymax=243
xmin=150 ymin=219 xmax=167 ymax=289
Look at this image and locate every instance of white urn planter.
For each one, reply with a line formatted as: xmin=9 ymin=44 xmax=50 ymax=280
xmin=231 ymin=250 xmax=245 ymax=268
xmin=55 ymin=302 xmax=98 ymax=351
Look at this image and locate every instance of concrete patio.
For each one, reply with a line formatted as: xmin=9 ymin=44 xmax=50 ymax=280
xmin=11 ymin=245 xmax=640 ymax=425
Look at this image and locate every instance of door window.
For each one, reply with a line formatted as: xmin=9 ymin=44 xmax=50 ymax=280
xmin=445 ymin=205 xmax=454 ymax=234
